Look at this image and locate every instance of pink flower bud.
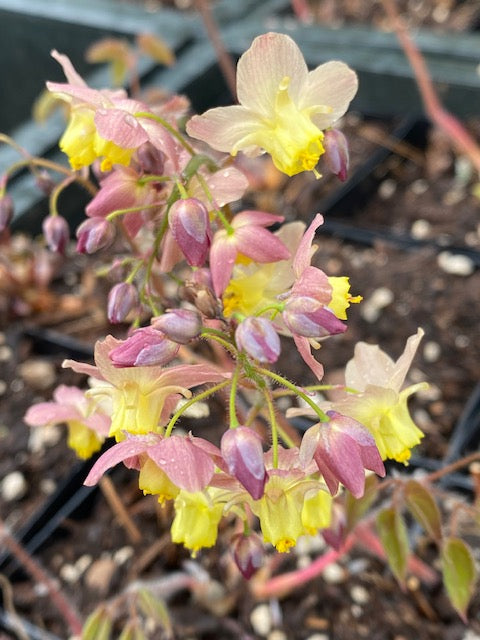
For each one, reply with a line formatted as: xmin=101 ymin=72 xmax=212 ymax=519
xmin=35 ymin=170 xmax=55 ymax=195
xmin=232 ymin=532 xmax=264 ymax=579
xmin=169 ymin=198 xmax=211 ymax=267
xmin=235 ymin=317 xmax=280 ymax=364
xmin=324 ymin=129 xmax=350 ymax=182
xmin=136 ymin=142 xmax=165 ymax=175
xmin=107 ymin=282 xmax=138 ymax=324
xmin=221 ymin=426 xmax=266 ymax=500
xmin=0 ymin=193 xmax=14 ymax=232
xmin=283 ymin=296 xmax=346 ymax=338
xmin=109 ymin=326 xmax=179 ymax=367
xmin=42 ymin=215 xmax=70 ymax=254
xmin=76 ymin=217 xmax=116 ymax=254
xmin=152 ymin=309 xmax=202 ymax=344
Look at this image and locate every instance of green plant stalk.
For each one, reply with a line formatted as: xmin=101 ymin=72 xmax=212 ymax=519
xmin=135 ymin=111 xmax=195 ymax=155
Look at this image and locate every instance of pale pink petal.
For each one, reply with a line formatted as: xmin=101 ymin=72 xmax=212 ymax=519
xmin=202 ymin=167 xmax=249 ymax=207
xmin=234 ymin=226 xmax=290 ymax=263
xmin=302 ymin=61 xmax=358 ymax=130
xmin=62 ymin=359 xmax=101 ymax=379
xmin=186 ymin=106 xmax=264 ymax=155
xmin=137 ymin=118 xmax=182 ymax=173
xmin=95 ymin=109 xmax=149 ymax=148
xmin=53 ymin=384 xmax=86 ymax=405
xmin=84 ymin=435 xmax=158 ymax=485
xmin=158 ymin=229 xmax=184 ymax=273
xmin=293 ymin=213 xmax=324 ymax=276
xmin=210 ymin=235 xmax=237 ymax=296
xmin=148 ymin=436 xmax=214 ymax=491
xmin=291 ymin=265 xmax=332 ymax=303
xmin=85 ymin=413 xmax=111 ymax=437
xmin=51 ymin=50 xmax=87 ymax=87
xmin=293 ymin=334 xmax=324 ymax=381
xmin=24 ymin=402 xmax=78 ymax=426
xmin=236 ymin=33 xmax=308 ymax=117
xmin=46 ymin=81 xmax=105 ymax=107
xmin=158 ymin=363 xmax=226 ymax=390
xmin=344 ymin=343 xmax=395 ymax=392
xmin=389 ymin=329 xmax=424 ymax=392
xmin=232 ymin=211 xmax=284 ymax=228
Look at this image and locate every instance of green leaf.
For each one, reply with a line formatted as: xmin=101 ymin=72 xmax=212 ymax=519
xmin=404 ymin=480 xmax=442 ymax=542
xmin=376 ymin=507 xmax=409 ymax=586
xmin=346 ymin=474 xmax=379 ymax=532
xmin=81 ymin=606 xmax=112 ymax=640
xmin=441 ymin=537 xmax=477 ymax=621
xmin=137 ymin=589 xmax=173 ymax=638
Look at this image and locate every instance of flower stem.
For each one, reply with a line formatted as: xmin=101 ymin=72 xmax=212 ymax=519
xmin=229 ymin=362 xmax=241 ymax=428
xmin=263 ymin=387 xmax=279 ymax=467
xmin=165 ymin=379 xmax=230 ymax=437
xmin=257 ymin=368 xmax=328 ymax=422
xmin=135 ymin=111 xmax=195 ymax=155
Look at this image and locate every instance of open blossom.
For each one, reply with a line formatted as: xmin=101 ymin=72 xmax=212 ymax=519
xmin=24 ymin=385 xmax=110 ymax=459
xmin=333 ymin=329 xmax=427 ymax=463
xmin=187 ymin=32 xmax=357 ymax=177
xmin=63 ymin=335 xmax=226 ymax=439
xmin=47 ymin=50 xmax=177 ymax=172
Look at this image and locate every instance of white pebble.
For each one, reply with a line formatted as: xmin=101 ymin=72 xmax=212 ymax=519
xmin=250 ymin=604 xmax=273 ymax=636
xmin=378 ymin=179 xmax=397 ymax=200
xmin=410 ymin=179 xmax=429 ymax=195
xmin=40 ymin=479 xmax=56 ymax=495
xmin=0 ymin=380 xmax=6 ymax=396
xmin=361 ymin=287 xmax=394 ymax=322
xmin=322 ymin=562 xmax=346 ymax=584
xmin=268 ymin=631 xmax=287 ymax=640
xmin=455 ymin=335 xmax=470 ymax=348
xmin=1 ymin=471 xmax=28 ymax=501
xmin=437 ymin=252 xmax=474 ymax=276
xmin=351 ymin=604 xmax=363 ymax=618
xmin=411 ymin=219 xmax=431 ymax=239
xmin=0 ymin=346 xmax=12 ymax=362
xmin=28 ymin=423 xmax=61 ymax=454
xmin=423 ymin=341 xmax=441 ymax=363
xmin=114 ymin=546 xmax=134 ymax=565
xmin=350 ymin=584 xmax=370 ymax=605
xmin=305 ymin=635 xmax=329 ymax=640
xmin=18 ymin=359 xmax=56 ymax=390
xmin=60 ymin=563 xmax=81 ymax=584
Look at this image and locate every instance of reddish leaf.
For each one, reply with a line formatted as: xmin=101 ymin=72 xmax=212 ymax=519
xmin=345 ymin=474 xmax=379 ymax=532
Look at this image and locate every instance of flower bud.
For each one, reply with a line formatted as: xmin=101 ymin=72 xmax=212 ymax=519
xmin=221 ymin=426 xmax=266 ymax=499
xmin=42 ymin=214 xmax=70 ymax=254
xmin=136 ymin=142 xmax=165 ymax=175
xmin=235 ymin=317 xmax=280 ymax=363
xmin=169 ymin=197 xmax=211 ymax=267
xmin=0 ymin=193 xmax=14 ymax=232
xmin=107 ymin=282 xmax=138 ymax=323
xmin=232 ymin=532 xmax=264 ymax=579
xmin=152 ymin=309 xmax=202 ymax=344
xmin=76 ymin=216 xmax=115 ymax=254
xmin=324 ymin=128 xmax=349 ymax=182
xmin=35 ymin=170 xmax=55 ymax=195
xmin=283 ymin=296 xmax=346 ymax=338
xmin=109 ymin=326 xmax=179 ymax=367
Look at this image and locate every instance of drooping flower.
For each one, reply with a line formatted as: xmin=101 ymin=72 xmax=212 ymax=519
xmin=221 ymin=426 xmax=267 ymax=499
xmin=24 ymin=385 xmax=110 ymax=459
xmin=187 ymin=33 xmax=357 ymax=177
xmin=299 ymin=410 xmax=385 ymax=499
xmin=47 ymin=50 xmax=177 ymax=172
xmin=63 ymin=335 xmax=226 ymax=439
xmin=333 ymin=329 xmax=427 ymax=463
xmin=171 ymin=488 xmax=225 ymax=554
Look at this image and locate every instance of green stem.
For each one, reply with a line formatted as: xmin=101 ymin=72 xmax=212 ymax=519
xmin=257 ymin=368 xmax=328 ymax=423
xmin=106 ymin=201 xmax=165 ymax=221
xmin=201 ymin=331 xmax=237 ymax=357
xmin=195 ymin=172 xmax=234 ymax=233
xmin=164 ymin=380 xmax=230 ymax=437
xmin=134 ymin=111 xmax=195 ymax=155
xmin=229 ymin=362 xmax=241 ymax=428
xmin=125 ymin=260 xmax=144 ymax=284
xmin=263 ymin=387 xmax=279 ymax=467
xmin=49 ymin=175 xmax=75 ymax=217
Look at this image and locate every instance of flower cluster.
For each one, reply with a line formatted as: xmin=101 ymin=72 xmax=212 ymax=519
xmin=8 ymin=32 xmax=428 ymax=575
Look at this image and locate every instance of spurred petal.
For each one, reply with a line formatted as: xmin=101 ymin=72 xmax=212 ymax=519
xmin=209 ymin=235 xmax=238 ymax=296
xmin=51 ymin=49 xmax=87 ymax=87
xmin=390 ymin=329 xmax=425 ymax=392
xmin=302 ymin=61 xmax=358 ymax=129
xmin=236 ymin=33 xmax=308 ymax=117
xmin=24 ymin=402 xmax=78 ymax=426
xmin=186 ymin=106 xmax=264 ymax=155
xmin=189 ymin=167 xmax=249 ymax=208
xmin=232 ymin=210 xmax=285 ymax=228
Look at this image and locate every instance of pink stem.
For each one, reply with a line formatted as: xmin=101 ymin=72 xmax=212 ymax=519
xmin=290 ymin=0 xmax=313 ymax=23
xmin=0 ymin=521 xmax=83 ymax=635
xmin=382 ymin=0 xmax=480 ymax=175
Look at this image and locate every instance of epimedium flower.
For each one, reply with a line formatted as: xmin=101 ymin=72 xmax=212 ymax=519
xmin=210 ymin=210 xmax=290 ymax=296
xmin=63 ymin=335 xmax=226 ymax=439
xmin=171 ymin=487 xmax=225 ymax=554
xmin=47 ymin=50 xmax=177 ymax=172
xmin=24 ymin=384 xmax=110 ymax=459
xmin=186 ymin=32 xmax=358 ymax=177
xmin=333 ymin=329 xmax=427 ymax=463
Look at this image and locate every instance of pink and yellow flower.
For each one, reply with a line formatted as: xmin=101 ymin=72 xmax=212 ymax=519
xmin=187 ymin=33 xmax=357 ymax=177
